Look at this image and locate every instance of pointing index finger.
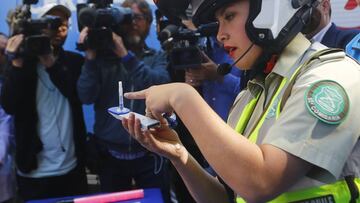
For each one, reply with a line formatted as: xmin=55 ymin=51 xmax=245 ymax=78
xmin=124 ymin=89 xmax=147 ymax=100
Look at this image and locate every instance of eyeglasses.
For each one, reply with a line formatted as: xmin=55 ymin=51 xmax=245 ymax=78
xmin=133 ymin=14 xmax=146 ymax=22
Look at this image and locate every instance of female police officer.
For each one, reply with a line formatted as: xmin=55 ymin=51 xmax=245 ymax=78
xmin=122 ymin=0 xmax=360 ymax=202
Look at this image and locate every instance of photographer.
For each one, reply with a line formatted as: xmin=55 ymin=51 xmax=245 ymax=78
xmin=1 ymin=4 xmax=88 ymax=201
xmin=77 ymin=0 xmax=170 ymax=201
xmin=0 ymin=32 xmax=16 ymax=203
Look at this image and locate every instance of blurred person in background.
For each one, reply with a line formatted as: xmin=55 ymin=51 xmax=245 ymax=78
xmin=77 ymin=0 xmax=171 ymax=202
xmin=304 ymin=0 xmax=359 ymax=49
xmin=1 ymin=4 xmax=88 ymax=201
xmin=346 ymin=33 xmax=360 ymax=61
xmin=0 ymin=32 xmax=16 ymax=203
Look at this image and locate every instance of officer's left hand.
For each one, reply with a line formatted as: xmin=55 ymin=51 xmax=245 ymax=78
xmin=122 ymin=113 xmax=188 ymax=164
xmin=112 ymin=32 xmax=128 ymax=58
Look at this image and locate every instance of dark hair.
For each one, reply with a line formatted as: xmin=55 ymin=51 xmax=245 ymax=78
xmin=122 ymin=0 xmax=153 ymax=23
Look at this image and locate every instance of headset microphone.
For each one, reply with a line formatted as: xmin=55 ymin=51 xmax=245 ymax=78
xmin=217 ymin=43 xmax=254 ymax=75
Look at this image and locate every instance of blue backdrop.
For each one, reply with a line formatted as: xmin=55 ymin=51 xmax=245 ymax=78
xmin=0 ymin=0 xmax=161 ymax=133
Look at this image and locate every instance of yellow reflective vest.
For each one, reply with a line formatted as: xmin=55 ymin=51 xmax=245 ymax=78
xmin=233 ymin=48 xmax=360 ymax=203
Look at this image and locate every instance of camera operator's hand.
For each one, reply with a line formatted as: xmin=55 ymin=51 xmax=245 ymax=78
xmin=112 ymin=33 xmax=128 ymax=58
xmin=185 ymin=71 xmax=203 ymax=87
xmin=38 ymin=53 xmax=56 ymax=68
xmin=78 ymin=27 xmax=96 ymax=60
xmin=185 ymin=52 xmax=220 ymax=87
xmin=6 ymin=34 xmax=24 ymax=68
xmin=182 ymin=19 xmax=197 ymax=31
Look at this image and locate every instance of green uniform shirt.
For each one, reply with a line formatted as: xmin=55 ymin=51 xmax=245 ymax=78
xmin=228 ymin=34 xmax=360 ymax=193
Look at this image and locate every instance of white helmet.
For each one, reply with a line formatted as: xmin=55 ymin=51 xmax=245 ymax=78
xmin=155 ymin=0 xmax=319 ymax=53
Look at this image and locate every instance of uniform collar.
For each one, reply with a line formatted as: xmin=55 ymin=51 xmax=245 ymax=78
xmin=271 ymin=33 xmax=312 ymax=79
xmin=247 ymin=34 xmax=311 ymax=98
xmin=248 ymin=73 xmax=265 ymax=98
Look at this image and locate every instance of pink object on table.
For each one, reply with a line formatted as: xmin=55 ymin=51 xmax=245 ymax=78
xmin=73 ymin=189 xmax=144 ymax=203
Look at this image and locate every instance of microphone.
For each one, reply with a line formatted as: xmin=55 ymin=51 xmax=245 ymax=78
xmin=217 ymin=43 xmax=254 ymax=75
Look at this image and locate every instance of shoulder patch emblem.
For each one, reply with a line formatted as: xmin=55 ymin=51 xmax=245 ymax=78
xmin=305 ymin=80 xmax=349 ymax=124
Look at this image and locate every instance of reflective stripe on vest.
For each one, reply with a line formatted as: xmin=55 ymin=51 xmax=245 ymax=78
xmin=237 ymin=178 xmax=360 ymax=203
xmin=234 ymin=93 xmax=261 ymax=135
xmin=269 ymin=178 xmax=360 ymax=203
xmin=234 ymin=49 xmax=359 ymax=202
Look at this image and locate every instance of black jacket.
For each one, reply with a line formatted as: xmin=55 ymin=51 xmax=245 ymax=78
xmin=322 ymin=23 xmax=360 ymax=50
xmin=0 ymin=49 xmax=87 ymax=173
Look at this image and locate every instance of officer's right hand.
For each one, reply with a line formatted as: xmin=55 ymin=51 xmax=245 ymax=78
xmin=78 ymin=27 xmax=96 ymax=60
xmin=6 ymin=34 xmax=24 ymax=68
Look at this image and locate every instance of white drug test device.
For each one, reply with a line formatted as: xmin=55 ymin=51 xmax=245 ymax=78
xmin=108 ymin=107 xmax=161 ymax=130
xmin=108 ymin=81 xmax=160 ymax=130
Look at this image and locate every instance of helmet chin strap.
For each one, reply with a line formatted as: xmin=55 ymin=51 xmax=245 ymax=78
xmin=245 ymin=50 xmax=273 ymax=80
xmin=291 ymin=0 xmax=317 ymax=9
xmin=238 ymin=51 xmax=272 ymax=90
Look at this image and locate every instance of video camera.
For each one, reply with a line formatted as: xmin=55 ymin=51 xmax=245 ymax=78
xmin=76 ymin=0 xmax=133 ymax=51
xmin=158 ymin=22 xmax=218 ymax=70
xmin=8 ymin=0 xmax=62 ymax=56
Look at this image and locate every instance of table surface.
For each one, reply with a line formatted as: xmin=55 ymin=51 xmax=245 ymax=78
xmin=27 ymin=188 xmax=164 ymax=203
